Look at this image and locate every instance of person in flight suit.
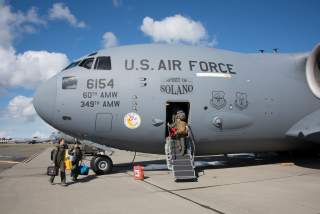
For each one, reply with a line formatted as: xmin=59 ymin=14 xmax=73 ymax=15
xmin=69 ymin=142 xmax=83 ymax=181
xmin=49 ymin=138 xmax=67 ymax=186
xmin=169 ymin=110 xmax=189 ymax=156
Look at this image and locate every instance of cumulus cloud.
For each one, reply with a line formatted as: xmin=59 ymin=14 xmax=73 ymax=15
xmin=0 ymin=47 xmax=69 ymax=88
xmin=140 ymin=14 xmax=217 ymax=46
xmin=0 ymin=4 xmax=69 ymax=89
xmin=112 ymin=0 xmax=122 ymax=8
xmin=7 ymin=96 xmax=36 ymax=122
xmin=0 ymin=131 xmax=8 ymax=138
xmin=49 ymin=3 xmax=86 ymax=28
xmin=32 ymin=131 xmax=48 ymax=138
xmin=0 ymin=5 xmax=46 ymax=48
xmin=102 ymin=32 xmax=119 ymax=49
xmin=0 ymin=4 xmax=69 ymax=137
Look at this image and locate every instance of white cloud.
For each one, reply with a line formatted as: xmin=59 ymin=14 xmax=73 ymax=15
xmin=0 ymin=131 xmax=8 ymax=138
xmin=49 ymin=3 xmax=86 ymax=28
xmin=0 ymin=4 xmax=66 ymax=138
xmin=23 ymin=7 xmax=46 ymax=25
xmin=102 ymin=32 xmax=119 ymax=49
xmin=0 ymin=4 xmax=69 ymax=89
xmin=7 ymin=96 xmax=36 ymax=122
xmin=0 ymin=116 xmax=56 ymax=138
xmin=0 ymin=47 xmax=69 ymax=88
xmin=0 ymin=5 xmax=46 ymax=48
xmin=32 ymin=131 xmax=48 ymax=138
xmin=140 ymin=14 xmax=217 ymax=47
xmin=112 ymin=0 xmax=122 ymax=8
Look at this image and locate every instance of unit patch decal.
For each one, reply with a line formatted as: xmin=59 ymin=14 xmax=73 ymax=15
xmin=234 ymin=92 xmax=248 ymax=110
xmin=210 ymin=91 xmax=226 ymax=110
xmin=124 ymin=112 xmax=141 ymax=129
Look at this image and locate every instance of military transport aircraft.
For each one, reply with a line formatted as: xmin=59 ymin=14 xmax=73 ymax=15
xmin=13 ymin=136 xmax=51 ymax=144
xmin=33 ymin=43 xmax=320 ymax=180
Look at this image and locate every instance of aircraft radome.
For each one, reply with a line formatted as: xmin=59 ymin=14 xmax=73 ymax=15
xmin=33 ymin=43 xmax=320 ymax=175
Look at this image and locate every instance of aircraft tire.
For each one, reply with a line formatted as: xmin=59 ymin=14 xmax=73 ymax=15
xmin=91 ymin=156 xmax=113 ymax=175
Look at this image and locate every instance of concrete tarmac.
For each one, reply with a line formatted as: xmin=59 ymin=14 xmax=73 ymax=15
xmin=1 ymin=148 xmax=320 ymax=214
xmin=0 ymin=144 xmax=52 ymax=173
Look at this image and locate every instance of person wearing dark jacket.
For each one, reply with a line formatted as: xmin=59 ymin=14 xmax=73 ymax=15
xmin=49 ymin=138 xmax=67 ymax=186
xmin=69 ymin=142 xmax=82 ymax=181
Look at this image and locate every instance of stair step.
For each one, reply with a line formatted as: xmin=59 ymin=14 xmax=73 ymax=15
xmin=174 ymin=154 xmax=192 ymax=160
xmin=173 ymin=170 xmax=196 ymax=178
xmin=172 ymin=160 xmax=192 ymax=165
xmin=173 ymin=165 xmax=194 ymax=171
xmin=172 ymin=157 xmax=190 ymax=162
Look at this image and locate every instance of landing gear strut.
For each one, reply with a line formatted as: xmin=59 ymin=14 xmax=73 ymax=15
xmin=90 ymin=155 xmax=113 ymax=175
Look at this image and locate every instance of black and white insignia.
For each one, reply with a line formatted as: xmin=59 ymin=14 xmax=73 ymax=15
xmin=210 ymin=91 xmax=226 ymax=110
xmin=235 ymin=92 xmax=248 ymax=110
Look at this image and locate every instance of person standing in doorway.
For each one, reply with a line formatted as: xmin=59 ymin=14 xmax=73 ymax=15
xmin=169 ymin=110 xmax=188 ymax=155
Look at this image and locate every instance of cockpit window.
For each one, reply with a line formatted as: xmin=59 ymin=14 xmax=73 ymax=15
xmin=79 ymin=58 xmax=94 ymax=69
xmin=62 ymin=60 xmax=80 ymax=71
xmin=94 ymin=56 xmax=112 ymax=70
xmin=62 ymin=76 xmax=77 ymax=89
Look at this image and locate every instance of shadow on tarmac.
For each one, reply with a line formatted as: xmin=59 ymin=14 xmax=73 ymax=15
xmin=66 ymin=175 xmax=99 ymax=186
xmin=111 ymin=152 xmax=320 ymax=175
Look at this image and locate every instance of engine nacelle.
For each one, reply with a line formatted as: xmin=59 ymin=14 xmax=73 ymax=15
xmin=306 ymin=43 xmax=320 ymax=98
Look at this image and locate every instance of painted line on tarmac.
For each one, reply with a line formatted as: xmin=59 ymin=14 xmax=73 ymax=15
xmin=23 ymin=152 xmax=41 ymax=163
xmin=0 ymin=155 xmax=13 ymax=158
xmin=0 ymin=160 xmax=21 ymax=164
xmin=142 ymin=179 xmax=225 ymax=214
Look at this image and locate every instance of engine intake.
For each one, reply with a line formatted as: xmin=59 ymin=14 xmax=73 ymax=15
xmin=306 ymin=43 xmax=320 ymax=98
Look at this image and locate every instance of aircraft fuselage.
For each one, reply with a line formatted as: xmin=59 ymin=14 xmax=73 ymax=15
xmin=34 ymin=44 xmax=320 ymax=155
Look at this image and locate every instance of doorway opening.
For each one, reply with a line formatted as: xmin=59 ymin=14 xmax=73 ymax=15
xmin=165 ymin=101 xmax=190 ymax=137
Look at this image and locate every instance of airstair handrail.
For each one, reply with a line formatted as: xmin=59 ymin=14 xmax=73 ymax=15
xmin=187 ymin=125 xmax=196 ymax=160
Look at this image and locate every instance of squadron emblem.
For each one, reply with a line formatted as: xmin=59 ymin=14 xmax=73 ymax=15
xmin=210 ymin=91 xmax=226 ymax=110
xmin=124 ymin=112 xmax=141 ymax=129
xmin=234 ymin=92 xmax=248 ymax=110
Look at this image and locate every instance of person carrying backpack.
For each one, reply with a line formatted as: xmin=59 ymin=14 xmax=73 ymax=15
xmin=49 ymin=138 xmax=68 ymax=186
xmin=69 ymin=142 xmax=83 ymax=181
xmin=169 ymin=110 xmax=188 ymax=155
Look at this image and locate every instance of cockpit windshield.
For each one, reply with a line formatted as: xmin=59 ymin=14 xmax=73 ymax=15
xmin=62 ymin=60 xmax=81 ymax=71
xmin=79 ymin=58 xmax=94 ymax=69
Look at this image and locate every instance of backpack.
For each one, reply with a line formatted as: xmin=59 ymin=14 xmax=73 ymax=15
xmin=175 ymin=120 xmax=188 ymax=136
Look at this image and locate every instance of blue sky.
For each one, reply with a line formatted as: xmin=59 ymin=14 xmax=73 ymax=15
xmin=0 ymin=0 xmax=320 ymax=138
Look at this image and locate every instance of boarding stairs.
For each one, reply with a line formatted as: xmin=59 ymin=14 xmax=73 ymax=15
xmin=165 ymin=126 xmax=197 ymax=181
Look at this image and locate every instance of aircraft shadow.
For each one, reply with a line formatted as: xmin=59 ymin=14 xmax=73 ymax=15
xmin=196 ymin=153 xmax=320 ymax=171
xmin=111 ymin=153 xmax=320 ymax=174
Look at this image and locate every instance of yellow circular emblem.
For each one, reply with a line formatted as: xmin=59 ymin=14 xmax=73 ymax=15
xmin=124 ymin=112 xmax=141 ymax=129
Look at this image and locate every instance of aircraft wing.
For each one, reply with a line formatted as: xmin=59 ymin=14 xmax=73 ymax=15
xmin=286 ymin=109 xmax=320 ymax=143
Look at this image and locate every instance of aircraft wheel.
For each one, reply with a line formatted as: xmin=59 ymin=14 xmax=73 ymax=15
xmin=91 ymin=156 xmax=113 ymax=175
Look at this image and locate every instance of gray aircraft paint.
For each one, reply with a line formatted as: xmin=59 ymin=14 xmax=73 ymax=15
xmin=34 ymin=44 xmax=320 ymax=155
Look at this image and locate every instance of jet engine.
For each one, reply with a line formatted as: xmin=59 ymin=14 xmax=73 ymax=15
xmin=306 ymin=43 xmax=320 ymax=98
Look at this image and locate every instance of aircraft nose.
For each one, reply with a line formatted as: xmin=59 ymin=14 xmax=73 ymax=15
xmin=33 ymin=76 xmax=57 ymax=124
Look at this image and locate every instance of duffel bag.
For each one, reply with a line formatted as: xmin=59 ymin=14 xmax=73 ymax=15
xmin=78 ymin=164 xmax=89 ymax=175
xmin=47 ymin=166 xmax=58 ymax=176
